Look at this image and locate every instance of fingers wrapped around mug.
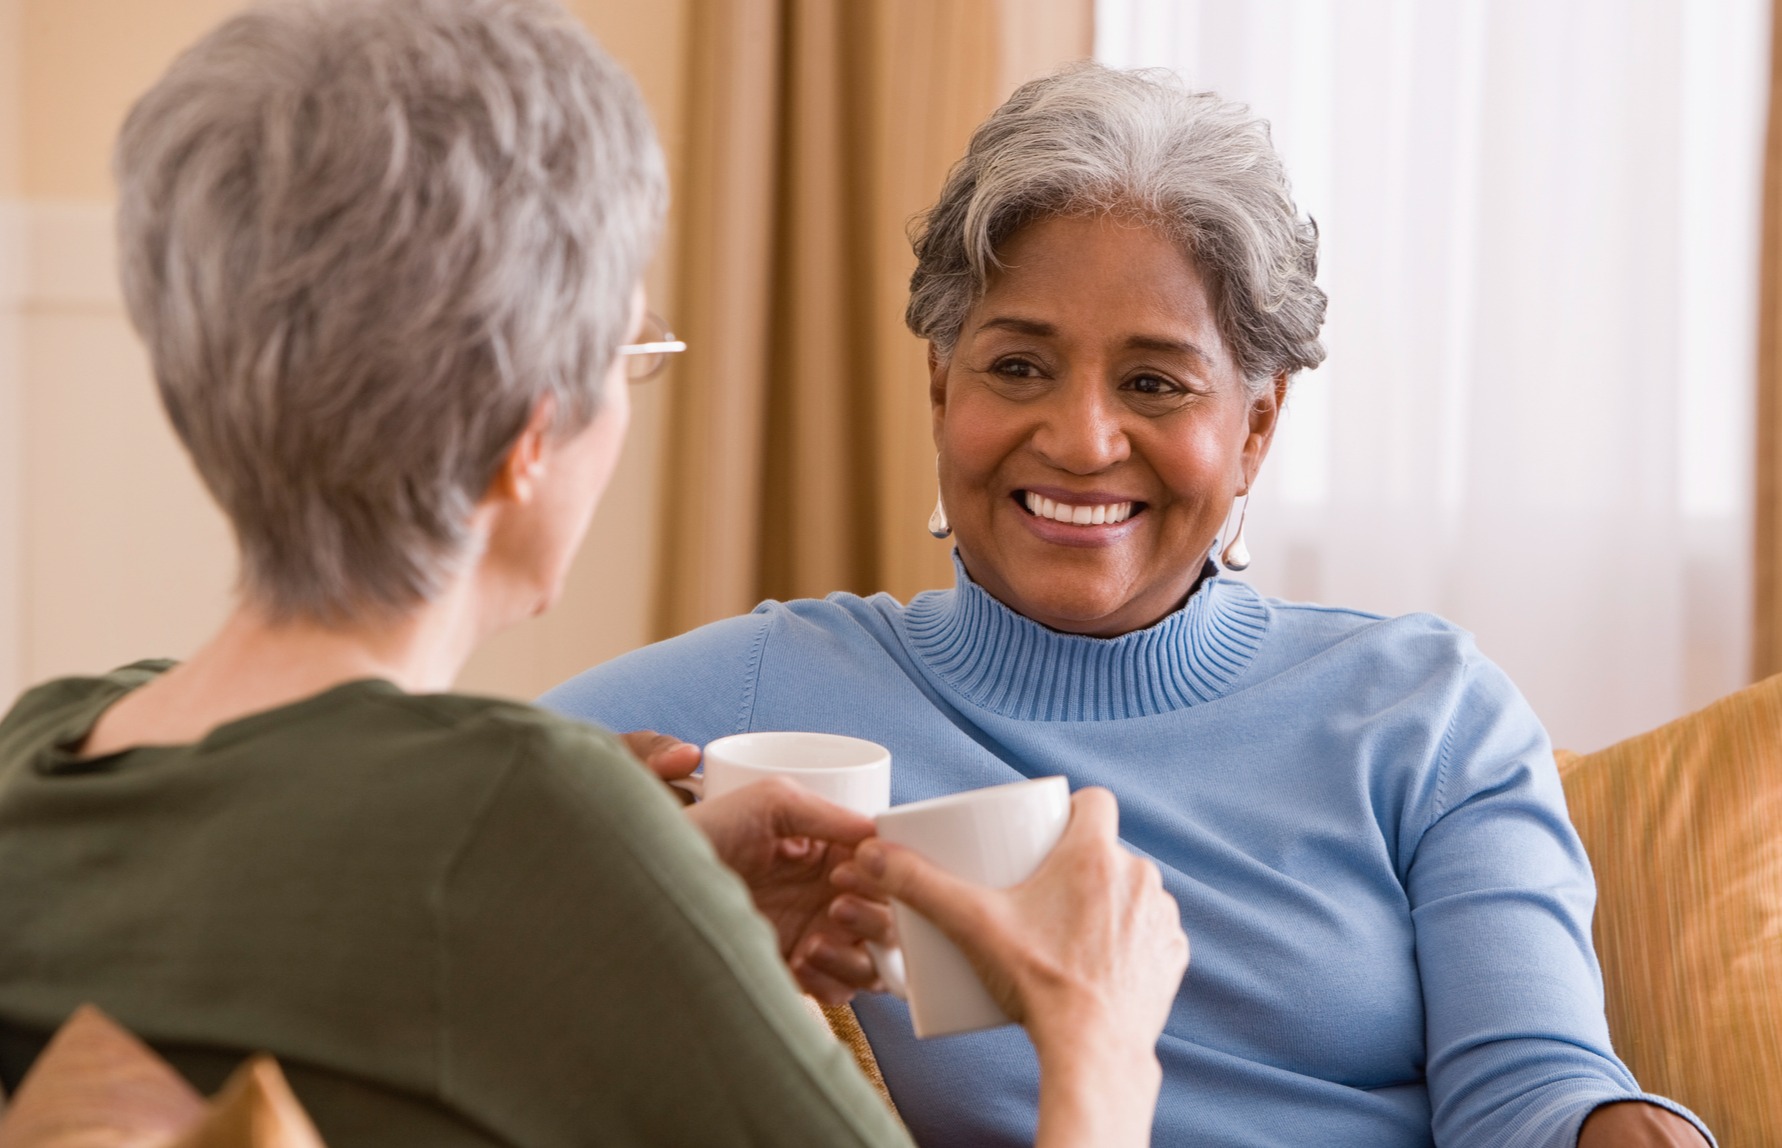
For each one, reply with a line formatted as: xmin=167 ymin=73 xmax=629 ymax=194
xmin=789 ymin=918 xmax=890 ymax=1005
xmin=620 ymin=729 xmax=702 ymax=788
xmin=853 ymin=787 xmax=1188 ymax=1056
xmin=685 ymin=778 xmax=885 ymax=994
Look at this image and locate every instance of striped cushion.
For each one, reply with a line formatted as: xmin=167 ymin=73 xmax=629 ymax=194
xmin=1556 ymin=677 xmax=1782 ymax=1145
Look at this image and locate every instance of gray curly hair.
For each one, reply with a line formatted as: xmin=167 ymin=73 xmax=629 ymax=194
xmin=907 ymin=62 xmax=1326 ymax=396
xmin=115 ymin=0 xmax=665 ymax=623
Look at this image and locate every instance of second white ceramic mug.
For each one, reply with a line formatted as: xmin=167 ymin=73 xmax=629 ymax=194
xmin=701 ymin=731 xmax=891 ymax=811
xmin=874 ymin=775 xmax=1072 ymax=1039
xmin=701 ymin=731 xmax=906 ymax=995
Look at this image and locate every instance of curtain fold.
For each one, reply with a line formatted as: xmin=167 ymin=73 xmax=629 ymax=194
xmin=1756 ymin=0 xmax=1782 ymax=680
xmin=654 ymin=0 xmax=1092 ymax=640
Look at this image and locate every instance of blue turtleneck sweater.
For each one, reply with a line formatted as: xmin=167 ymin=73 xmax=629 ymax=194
xmin=541 ymin=563 xmax=1708 ymax=1148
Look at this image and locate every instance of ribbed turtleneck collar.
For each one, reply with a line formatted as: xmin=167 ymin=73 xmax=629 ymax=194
xmin=901 ymin=554 xmax=1269 ymax=722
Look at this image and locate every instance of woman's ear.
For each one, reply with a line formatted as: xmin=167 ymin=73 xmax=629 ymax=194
xmin=1240 ymin=372 xmax=1289 ymax=491
xmin=484 ymin=396 xmax=558 ymax=506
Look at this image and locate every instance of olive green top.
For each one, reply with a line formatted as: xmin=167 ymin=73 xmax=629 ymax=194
xmin=0 ymin=662 xmax=910 ymax=1148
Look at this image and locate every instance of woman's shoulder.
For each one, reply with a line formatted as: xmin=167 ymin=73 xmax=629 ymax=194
xmin=2 ymin=658 xmax=174 ymax=717
xmin=426 ymin=697 xmax=704 ymax=861
xmin=1244 ymin=585 xmax=1509 ymax=695
xmin=374 ymin=688 xmax=655 ymax=802
xmin=1255 ymin=587 xmax=1476 ymax=652
xmin=0 ymin=664 xmax=653 ymax=827
xmin=539 ymin=591 xmax=911 ymax=739
xmin=0 ymin=660 xmax=176 ymax=766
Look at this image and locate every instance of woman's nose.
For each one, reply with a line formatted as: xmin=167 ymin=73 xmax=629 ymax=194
xmin=1029 ymin=377 xmax=1130 ymax=474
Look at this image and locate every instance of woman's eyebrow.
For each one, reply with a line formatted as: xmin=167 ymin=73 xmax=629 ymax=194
xmin=977 ymin=317 xmax=1214 ymax=366
xmin=1124 ymin=334 xmax=1213 ymax=364
xmin=979 ymin=315 xmax=1056 ymax=337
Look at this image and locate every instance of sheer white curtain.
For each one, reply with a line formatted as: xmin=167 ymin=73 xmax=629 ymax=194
xmin=1098 ymin=0 xmax=1769 ymax=751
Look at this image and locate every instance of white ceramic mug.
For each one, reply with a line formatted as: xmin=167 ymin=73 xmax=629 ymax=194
xmin=874 ymin=775 xmax=1071 ymax=1039
xmin=700 ymin=731 xmax=907 ymax=995
xmin=701 ymin=731 xmax=892 ymax=810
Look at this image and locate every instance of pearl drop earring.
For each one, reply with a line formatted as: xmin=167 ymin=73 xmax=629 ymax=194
xmin=927 ymin=455 xmax=951 ymax=539
xmin=1220 ymin=494 xmax=1251 ymax=571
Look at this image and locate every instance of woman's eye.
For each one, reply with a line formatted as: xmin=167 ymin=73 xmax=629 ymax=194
xmin=1126 ymin=373 xmax=1185 ymax=396
xmin=991 ymin=358 xmax=1042 ymax=379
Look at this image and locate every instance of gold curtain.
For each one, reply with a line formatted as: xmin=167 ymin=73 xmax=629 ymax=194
xmin=654 ymin=0 xmax=1093 ymax=640
xmin=1759 ymin=1 xmax=1782 ymax=679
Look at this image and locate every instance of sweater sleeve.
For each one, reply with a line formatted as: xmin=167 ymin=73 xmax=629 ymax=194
xmin=1406 ymin=649 xmax=1713 ymax=1148
xmin=433 ymin=715 xmax=911 ymax=1148
xmin=537 ymin=611 xmax=772 ymax=746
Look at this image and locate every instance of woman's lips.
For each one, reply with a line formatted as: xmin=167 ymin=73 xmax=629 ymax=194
xmin=1012 ymin=489 xmax=1146 ymax=546
xmin=1022 ymin=490 xmax=1135 ymax=525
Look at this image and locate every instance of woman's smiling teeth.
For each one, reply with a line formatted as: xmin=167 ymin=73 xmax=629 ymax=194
xmin=1022 ymin=491 xmax=1136 ymax=526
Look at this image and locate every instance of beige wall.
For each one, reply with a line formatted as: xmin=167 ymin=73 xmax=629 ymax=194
xmin=21 ymin=0 xmax=245 ymax=200
xmin=1 ymin=1 xmax=20 ymax=710
xmin=0 ymin=0 xmax=16 ymax=198
xmin=0 ymin=0 xmax=687 ymax=707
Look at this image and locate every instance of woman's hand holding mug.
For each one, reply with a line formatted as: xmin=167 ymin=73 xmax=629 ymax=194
xmin=685 ymin=777 xmax=893 ymax=1004
xmin=839 ymin=787 xmax=1189 ymax=1148
xmin=622 ymin=729 xmax=897 ymax=1004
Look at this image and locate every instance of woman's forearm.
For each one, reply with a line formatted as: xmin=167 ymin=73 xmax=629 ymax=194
xmin=1033 ymin=1021 xmax=1163 ymax=1148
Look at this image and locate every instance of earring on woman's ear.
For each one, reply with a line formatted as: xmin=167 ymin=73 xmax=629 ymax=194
xmin=927 ymin=455 xmax=952 ymax=539
xmin=1220 ymin=494 xmax=1251 ymax=571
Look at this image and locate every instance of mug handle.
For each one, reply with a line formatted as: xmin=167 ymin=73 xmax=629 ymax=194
xmin=868 ymin=941 xmax=909 ymax=999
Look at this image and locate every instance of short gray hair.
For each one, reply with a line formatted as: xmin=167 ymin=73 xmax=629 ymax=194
xmin=115 ymin=0 xmax=666 ymax=622
xmin=907 ymin=63 xmax=1326 ymax=394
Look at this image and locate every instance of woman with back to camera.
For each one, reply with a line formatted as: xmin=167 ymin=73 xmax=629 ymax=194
xmin=545 ymin=64 xmax=1712 ymax=1148
xmin=0 ymin=4 xmax=1187 ymax=1145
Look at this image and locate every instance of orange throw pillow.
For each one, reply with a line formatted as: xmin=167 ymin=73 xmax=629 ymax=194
xmin=0 ymin=1004 xmax=205 ymax=1146
xmin=1556 ymin=677 xmax=1782 ymax=1146
xmin=169 ymin=1057 xmax=324 ymax=1148
xmin=0 ymin=1005 xmax=325 ymax=1148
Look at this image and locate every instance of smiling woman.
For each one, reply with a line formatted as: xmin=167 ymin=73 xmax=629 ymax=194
xmin=545 ymin=63 xmax=1712 ymax=1147
xmin=930 ymin=214 xmax=1283 ymax=636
